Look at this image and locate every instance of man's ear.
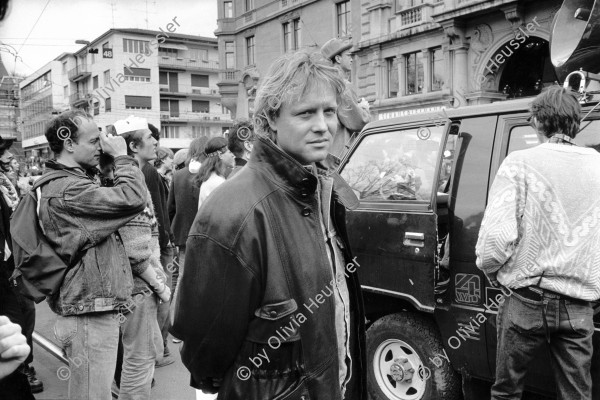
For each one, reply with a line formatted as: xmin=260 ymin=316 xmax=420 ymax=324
xmin=334 ymin=54 xmax=342 ymax=65
xmin=243 ymin=141 xmax=253 ymax=153
xmin=267 ymin=117 xmax=277 ymax=133
xmin=64 ymin=138 xmax=75 ymax=153
xmin=128 ymin=140 xmax=139 ymax=154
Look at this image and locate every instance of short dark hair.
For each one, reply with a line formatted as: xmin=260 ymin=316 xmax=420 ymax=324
xmin=45 ymin=110 xmax=93 ymax=155
xmin=227 ymin=119 xmax=255 ymax=157
xmin=149 ymin=123 xmax=160 ymax=142
xmin=530 ymin=86 xmax=581 ymax=138
xmin=121 ymin=129 xmax=147 ymax=156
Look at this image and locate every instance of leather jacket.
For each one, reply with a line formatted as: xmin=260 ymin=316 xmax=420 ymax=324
xmin=171 ymin=135 xmax=366 ymax=399
xmin=40 ymin=157 xmax=146 ymax=316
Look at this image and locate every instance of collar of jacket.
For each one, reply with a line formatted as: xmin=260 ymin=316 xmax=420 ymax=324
xmin=249 ymin=134 xmax=359 ymax=210
xmin=45 ymin=159 xmax=96 ymax=181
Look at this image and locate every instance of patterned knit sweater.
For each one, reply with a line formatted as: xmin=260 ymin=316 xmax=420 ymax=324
xmin=476 ymin=143 xmax=600 ymax=301
xmin=118 ymin=188 xmax=162 ymax=295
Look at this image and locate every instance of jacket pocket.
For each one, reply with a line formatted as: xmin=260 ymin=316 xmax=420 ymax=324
xmin=247 ymin=299 xmax=301 ymax=344
xmin=273 ymin=377 xmax=311 ymax=400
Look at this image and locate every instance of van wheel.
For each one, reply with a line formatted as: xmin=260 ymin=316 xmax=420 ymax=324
xmin=367 ymin=313 xmax=460 ymax=400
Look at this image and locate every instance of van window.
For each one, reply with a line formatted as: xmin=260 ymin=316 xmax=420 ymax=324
xmin=507 ymin=125 xmax=539 ymax=154
xmin=507 ymin=119 xmax=600 ymax=156
xmin=341 ymin=126 xmax=444 ymax=201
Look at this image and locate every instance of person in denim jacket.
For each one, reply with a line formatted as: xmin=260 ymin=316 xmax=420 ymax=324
xmin=39 ymin=110 xmax=146 ymax=400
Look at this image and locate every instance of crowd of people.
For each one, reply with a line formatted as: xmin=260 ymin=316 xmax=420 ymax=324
xmin=0 ymin=20 xmax=599 ymax=400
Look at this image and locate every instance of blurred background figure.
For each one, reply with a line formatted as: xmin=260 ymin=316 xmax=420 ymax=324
xmin=172 ymin=149 xmax=189 ymax=171
xmin=195 ymin=137 xmax=235 ymax=210
xmin=168 ymin=136 xmax=207 ymax=334
xmin=155 ymin=147 xmax=174 ymax=193
xmin=226 ymin=120 xmax=254 ymax=178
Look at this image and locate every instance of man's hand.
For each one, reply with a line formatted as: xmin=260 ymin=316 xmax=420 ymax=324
xmin=99 ymin=131 xmax=128 ymax=158
xmin=0 ymin=316 xmax=30 ymax=380
xmin=157 ymin=285 xmax=171 ymax=303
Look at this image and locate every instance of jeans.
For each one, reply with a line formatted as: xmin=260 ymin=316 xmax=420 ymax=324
xmin=118 ymin=292 xmax=162 ymax=400
xmin=157 ymin=247 xmax=173 ymax=352
xmin=54 ymin=312 xmax=120 ymax=400
xmin=492 ymin=291 xmax=594 ymax=400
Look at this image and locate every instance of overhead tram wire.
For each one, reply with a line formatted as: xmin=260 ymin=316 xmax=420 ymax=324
xmin=17 ymin=0 xmax=52 ymax=54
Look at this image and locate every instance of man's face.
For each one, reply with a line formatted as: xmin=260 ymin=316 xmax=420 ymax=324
xmin=163 ymin=156 xmax=174 ymax=172
xmin=9 ymin=158 xmax=18 ymax=172
xmin=337 ymin=50 xmax=352 ymax=73
xmin=0 ymin=150 xmax=13 ymax=173
xmin=268 ymin=84 xmax=338 ymax=165
xmin=71 ymin=119 xmax=101 ymax=169
xmin=135 ymin=129 xmax=158 ymax=162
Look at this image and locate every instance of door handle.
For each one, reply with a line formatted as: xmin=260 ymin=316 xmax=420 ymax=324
xmin=404 ymin=232 xmax=425 ymax=247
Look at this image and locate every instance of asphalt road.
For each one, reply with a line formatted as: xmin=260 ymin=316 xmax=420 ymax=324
xmin=31 ymin=301 xmax=197 ymax=400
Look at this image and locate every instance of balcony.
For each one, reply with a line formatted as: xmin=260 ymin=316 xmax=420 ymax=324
xmin=159 ymin=84 xmax=220 ymax=98
xmin=160 ymin=111 xmax=231 ymax=123
xmin=69 ymin=90 xmax=91 ymax=106
xmin=397 ymin=3 xmax=435 ymax=29
xmin=218 ymin=70 xmax=240 ymax=83
xmin=68 ymin=65 xmax=91 ymax=82
xmin=158 ymin=58 xmax=220 ymax=71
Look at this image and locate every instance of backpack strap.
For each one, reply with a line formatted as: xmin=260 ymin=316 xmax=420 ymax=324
xmin=31 ymin=170 xmax=73 ymax=235
xmin=31 ymin=170 xmax=74 ymax=192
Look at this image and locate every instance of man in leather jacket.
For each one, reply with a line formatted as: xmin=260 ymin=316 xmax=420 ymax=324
xmin=172 ymin=51 xmax=366 ymax=400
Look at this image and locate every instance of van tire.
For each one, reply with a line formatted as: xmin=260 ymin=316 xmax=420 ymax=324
xmin=367 ymin=313 xmax=461 ymax=400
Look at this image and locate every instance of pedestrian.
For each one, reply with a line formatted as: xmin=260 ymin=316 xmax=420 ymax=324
xmin=167 ymin=136 xmax=207 ymax=322
xmin=155 ymin=146 xmax=174 ymax=193
xmin=38 ymin=110 xmax=146 ymax=400
xmin=139 ymin=121 xmax=176 ymax=368
xmin=0 ymin=135 xmax=36 ymax=400
xmin=172 ymin=148 xmax=188 ymax=171
xmin=226 ymin=119 xmax=254 ymax=178
xmin=476 ymin=86 xmax=600 ymax=400
xmin=320 ymin=37 xmax=371 ymax=157
xmin=171 ymin=50 xmax=366 ymax=399
xmin=107 ymin=116 xmax=172 ymax=399
xmin=195 ymin=137 xmax=235 ymax=210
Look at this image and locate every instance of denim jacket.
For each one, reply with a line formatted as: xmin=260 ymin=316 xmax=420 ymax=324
xmin=39 ymin=157 xmax=147 ymax=316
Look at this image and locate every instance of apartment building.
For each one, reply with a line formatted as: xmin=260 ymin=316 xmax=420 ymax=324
xmin=19 ymin=55 xmax=71 ymax=159
xmin=21 ymin=28 xmax=231 ymax=155
xmin=216 ymin=0 xmax=562 ymax=121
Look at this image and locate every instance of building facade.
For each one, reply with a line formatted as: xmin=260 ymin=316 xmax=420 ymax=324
xmin=19 ymin=56 xmax=70 ymax=160
xmin=0 ymin=59 xmax=22 ymax=151
xmin=215 ymin=0 xmax=363 ymax=119
xmin=216 ymin=0 xmax=563 ymax=121
xmin=20 ymin=28 xmax=232 ymax=155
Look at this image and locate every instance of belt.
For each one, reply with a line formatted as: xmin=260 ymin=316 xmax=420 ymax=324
xmin=512 ymin=287 xmax=587 ymax=304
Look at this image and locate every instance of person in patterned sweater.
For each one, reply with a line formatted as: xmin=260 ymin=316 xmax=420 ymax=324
xmin=476 ymin=86 xmax=600 ymax=400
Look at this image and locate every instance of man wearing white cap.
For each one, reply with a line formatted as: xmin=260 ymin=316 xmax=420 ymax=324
xmin=321 ymin=38 xmax=371 ymax=157
xmin=40 ymin=110 xmax=147 ymax=400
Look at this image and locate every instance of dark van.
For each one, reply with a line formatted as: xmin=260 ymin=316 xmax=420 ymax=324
xmin=338 ymin=97 xmax=600 ymax=400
